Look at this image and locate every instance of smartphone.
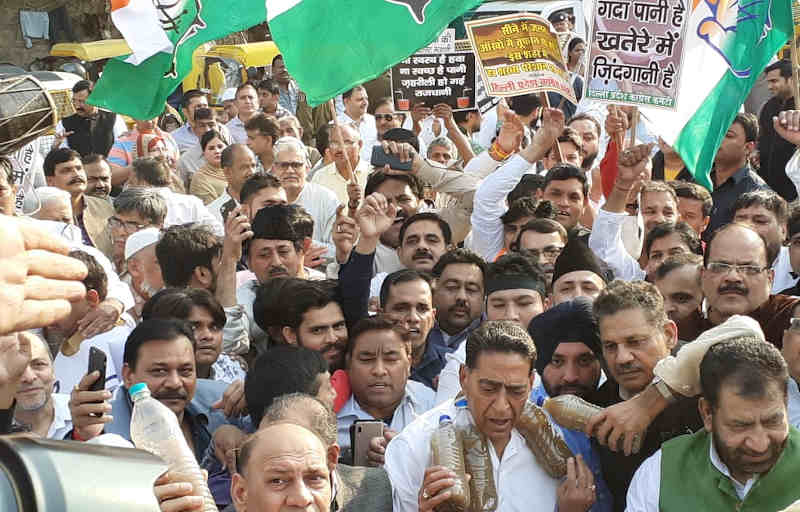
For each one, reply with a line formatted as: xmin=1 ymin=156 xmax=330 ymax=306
xmin=350 ymin=420 xmax=385 ymax=466
xmin=87 ymin=347 xmax=107 ymax=417
xmin=371 ymin=145 xmax=413 ymax=171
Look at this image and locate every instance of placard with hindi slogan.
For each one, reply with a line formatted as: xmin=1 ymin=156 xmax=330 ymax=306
xmin=585 ymin=0 xmax=689 ymax=109
xmin=464 ymin=13 xmax=578 ymax=104
xmin=390 ymin=51 xmax=477 ymax=112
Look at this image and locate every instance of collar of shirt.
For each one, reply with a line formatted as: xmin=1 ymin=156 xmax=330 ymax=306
xmin=711 ymin=164 xmax=752 ymax=187
xmin=709 ymin=433 xmax=758 ymax=499
xmin=429 ymin=317 xmax=481 ymax=349
xmin=339 ymin=381 xmax=425 ymax=423
xmin=788 ymin=377 xmax=800 ymax=429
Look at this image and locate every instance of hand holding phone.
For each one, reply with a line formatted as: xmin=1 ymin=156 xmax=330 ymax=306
xmin=87 ymin=347 xmax=107 ymax=417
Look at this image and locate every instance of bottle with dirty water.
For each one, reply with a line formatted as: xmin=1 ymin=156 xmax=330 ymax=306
xmin=543 ymin=394 xmax=603 ymax=432
xmin=129 ymin=382 xmax=217 ymax=512
xmin=430 ymin=414 xmax=469 ymax=512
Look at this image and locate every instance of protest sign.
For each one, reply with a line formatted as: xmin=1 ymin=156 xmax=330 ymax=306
xmin=585 ymin=0 xmax=689 ymax=109
xmin=464 ymin=13 xmax=577 ymax=104
xmin=418 ymin=28 xmax=456 ymax=54
xmin=390 ymin=51 xmax=477 ymax=111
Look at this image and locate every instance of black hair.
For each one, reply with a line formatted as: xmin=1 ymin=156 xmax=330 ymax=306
xmin=732 ymin=189 xmax=789 ymax=226
xmin=141 ymin=287 xmax=225 ymax=329
xmin=72 ymin=80 xmax=92 ymax=95
xmin=700 ymin=336 xmax=787 ymax=410
xmin=43 ymin=148 xmax=81 ymax=177
xmin=543 ymin=163 xmax=589 ymax=197
xmin=244 ymin=113 xmax=281 ymax=140
xmin=249 ymin=203 xmax=313 ymax=253
xmin=764 ymin=59 xmax=792 ymax=79
xmin=245 ymin=345 xmax=328 ymax=426
xmin=733 ymin=113 xmax=759 ymax=143
xmin=643 ymin=221 xmax=703 ymax=259
xmin=252 ymin=278 xmax=339 ymax=331
xmin=182 ymin=89 xmax=207 ymax=110
xmin=156 ymin=224 xmax=222 ymax=288
xmin=672 ymin=182 xmax=713 ymax=217
xmin=132 ymin=156 xmax=171 ymax=187
xmin=465 ymin=320 xmax=536 ymax=372
xmin=240 ymin=172 xmax=282 ymax=204
xmin=507 ymin=174 xmax=546 ymax=205
xmin=382 ymin=128 xmax=420 ymax=153
xmin=200 ymin=129 xmax=225 ymax=152
xmin=257 ymin=78 xmax=280 ymax=95
xmin=431 ymin=248 xmax=487 ymax=281
xmin=123 ymin=318 xmax=196 ymax=371
xmin=194 ymin=107 xmax=214 ymax=122
xmin=398 ymin=212 xmax=452 ymax=246
xmin=379 ymin=269 xmax=433 ymax=309
xmin=346 ymin=315 xmax=409 ymax=357
xmin=365 ymin=169 xmax=424 ymax=200
xmin=342 ymin=85 xmax=366 ymax=100
xmin=68 ymin=250 xmax=108 ymax=301
xmin=507 ymin=93 xmax=542 ymax=117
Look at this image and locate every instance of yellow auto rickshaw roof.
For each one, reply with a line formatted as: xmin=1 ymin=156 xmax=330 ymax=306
xmin=49 ymin=39 xmax=131 ymax=61
xmin=201 ymin=41 xmax=281 ymax=68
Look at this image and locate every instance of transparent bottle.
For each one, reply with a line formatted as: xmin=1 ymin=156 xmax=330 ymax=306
xmin=129 ymin=382 xmax=217 ymax=512
xmin=430 ymin=415 xmax=470 ymax=512
xmin=542 ymin=394 xmax=603 ymax=432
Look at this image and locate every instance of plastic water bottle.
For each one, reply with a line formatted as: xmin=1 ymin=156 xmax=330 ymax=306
xmin=430 ymin=414 xmax=470 ymax=511
xmin=542 ymin=394 xmax=603 ymax=432
xmin=129 ymin=382 xmax=217 ymax=512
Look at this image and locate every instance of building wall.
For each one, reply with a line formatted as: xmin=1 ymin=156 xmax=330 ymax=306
xmin=0 ymin=0 xmax=111 ymax=69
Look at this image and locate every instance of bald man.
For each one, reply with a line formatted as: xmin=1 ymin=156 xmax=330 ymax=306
xmin=232 ymin=423 xmax=332 ymax=512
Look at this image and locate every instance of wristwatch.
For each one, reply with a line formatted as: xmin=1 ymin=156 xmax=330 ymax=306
xmin=653 ymin=377 xmax=678 ymax=404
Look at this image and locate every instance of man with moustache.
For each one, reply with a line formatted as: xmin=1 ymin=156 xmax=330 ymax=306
xmin=12 ymin=332 xmax=73 ymax=439
xmin=237 ymin=204 xmax=326 ymax=343
xmin=124 ymin=228 xmax=165 ymax=322
xmin=514 ymin=218 xmax=568 ymax=285
xmin=55 ymin=80 xmax=127 ymax=157
xmin=652 ymin=253 xmax=704 ymax=323
xmin=82 ymin=154 xmax=113 ymax=200
xmin=67 ymin=319 xmax=231 ymax=459
xmin=44 ymin=148 xmax=113 ymax=258
xmin=311 ymin=123 xmax=369 ymax=205
xmin=627 ymin=320 xmax=800 ymax=511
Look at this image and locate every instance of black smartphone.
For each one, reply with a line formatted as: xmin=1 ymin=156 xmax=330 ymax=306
xmin=88 ymin=347 xmax=107 ymax=392
xmin=371 ymin=145 xmax=413 ymax=171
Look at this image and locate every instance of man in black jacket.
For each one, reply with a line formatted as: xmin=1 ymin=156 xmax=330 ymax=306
xmin=56 ymin=80 xmax=125 ymax=157
xmin=757 ymin=60 xmax=796 ymax=200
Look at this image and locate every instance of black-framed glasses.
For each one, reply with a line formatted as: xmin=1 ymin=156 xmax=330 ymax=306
xmin=274 ymin=161 xmax=306 ymax=171
xmin=706 ymin=262 xmax=767 ymax=276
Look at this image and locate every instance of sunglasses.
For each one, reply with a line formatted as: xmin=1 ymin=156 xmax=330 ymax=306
xmin=375 ymin=113 xmax=396 ymax=121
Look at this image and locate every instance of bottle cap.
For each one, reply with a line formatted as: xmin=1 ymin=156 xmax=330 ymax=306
xmin=439 ymin=414 xmax=452 ymax=423
xmin=128 ymin=382 xmax=149 ymax=398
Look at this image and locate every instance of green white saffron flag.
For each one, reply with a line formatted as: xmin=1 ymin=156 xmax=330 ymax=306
xmin=640 ymin=0 xmax=791 ymax=190
xmin=89 ymin=0 xmax=266 ymax=119
xmin=266 ymin=0 xmax=482 ymax=106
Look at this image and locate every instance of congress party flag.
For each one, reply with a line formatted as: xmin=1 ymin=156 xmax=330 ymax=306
xmin=90 ymin=0 xmax=266 ymax=119
xmin=640 ymin=0 xmax=791 ymax=190
xmin=267 ymin=0 xmax=483 ymax=106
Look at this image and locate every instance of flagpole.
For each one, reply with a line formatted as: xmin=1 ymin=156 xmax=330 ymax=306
xmin=542 ymin=93 xmax=565 ymax=163
xmin=328 ymin=99 xmax=359 ymax=216
xmin=629 ymin=107 xmax=639 ymax=149
xmin=791 ymin=0 xmax=800 ymax=104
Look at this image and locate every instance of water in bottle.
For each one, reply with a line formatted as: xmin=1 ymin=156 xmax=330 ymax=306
xmin=461 ymin=424 xmax=497 ymax=511
xmin=516 ymin=400 xmax=573 ymax=478
xmin=542 ymin=394 xmax=603 ymax=432
xmin=430 ymin=414 xmax=470 ymax=512
xmin=128 ymin=382 xmax=218 ymax=512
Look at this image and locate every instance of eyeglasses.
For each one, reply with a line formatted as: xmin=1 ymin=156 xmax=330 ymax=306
xmin=274 ymin=161 xmax=306 ymax=171
xmin=328 ymin=140 xmax=358 ymax=148
xmin=706 ymin=262 xmax=767 ymax=276
xmin=527 ymin=246 xmax=564 ymax=261
xmin=375 ymin=114 xmax=396 ymax=121
xmin=109 ymin=217 xmax=150 ymax=232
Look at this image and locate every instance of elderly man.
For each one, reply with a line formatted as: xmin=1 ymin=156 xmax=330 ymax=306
xmin=12 ymin=331 xmax=72 ymax=439
xmin=386 ymin=320 xmax=595 ymax=512
xmin=108 ymin=187 xmax=167 ymax=274
xmin=627 ymin=317 xmax=800 ymax=511
xmin=272 ymin=136 xmax=340 ymax=256
xmin=311 ymin=124 xmax=369 ymax=205
xmin=124 ymin=227 xmax=164 ymax=323
xmin=32 ymin=186 xmax=73 ymax=224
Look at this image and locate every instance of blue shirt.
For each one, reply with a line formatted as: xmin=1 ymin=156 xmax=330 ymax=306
xmin=532 ymin=384 xmax=613 ymax=512
xmin=409 ymin=337 xmax=453 ymax=390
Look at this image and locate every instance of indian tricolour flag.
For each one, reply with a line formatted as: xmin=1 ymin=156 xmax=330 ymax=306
xmin=641 ymin=0 xmax=792 ymax=190
xmin=90 ymin=0 xmax=266 ymax=120
xmin=267 ymin=0 xmax=482 ymax=106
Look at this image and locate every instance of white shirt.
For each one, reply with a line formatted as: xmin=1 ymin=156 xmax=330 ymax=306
xmin=294 ymin=182 xmax=342 ymax=257
xmin=589 ymin=208 xmax=647 ymax=282
xmin=47 ymin=393 xmax=73 ymax=440
xmin=385 ymin=398 xmax=560 ymax=512
xmin=153 ymin=187 xmax=224 ymax=236
xmin=337 ymin=379 xmax=435 ymax=451
xmin=626 ymin=436 xmax=758 ymax=511
xmin=773 ymin=246 xmax=799 ymax=294
xmin=310 ymin=159 xmax=369 ymax=205
xmin=207 ymin=190 xmax=237 ymax=227
xmin=53 ymin=324 xmax=130 ymax=394
xmin=470 ymin=153 xmax=531 ymax=261
xmin=336 ymin=111 xmax=377 ymax=163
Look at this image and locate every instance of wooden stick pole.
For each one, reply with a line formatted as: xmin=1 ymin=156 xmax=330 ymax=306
xmin=542 ymin=93 xmax=564 ymax=163
xmin=629 ymin=107 xmax=639 ymax=149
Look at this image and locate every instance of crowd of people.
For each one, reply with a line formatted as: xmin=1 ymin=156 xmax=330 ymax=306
xmin=3 ymin=47 xmax=800 ymax=512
